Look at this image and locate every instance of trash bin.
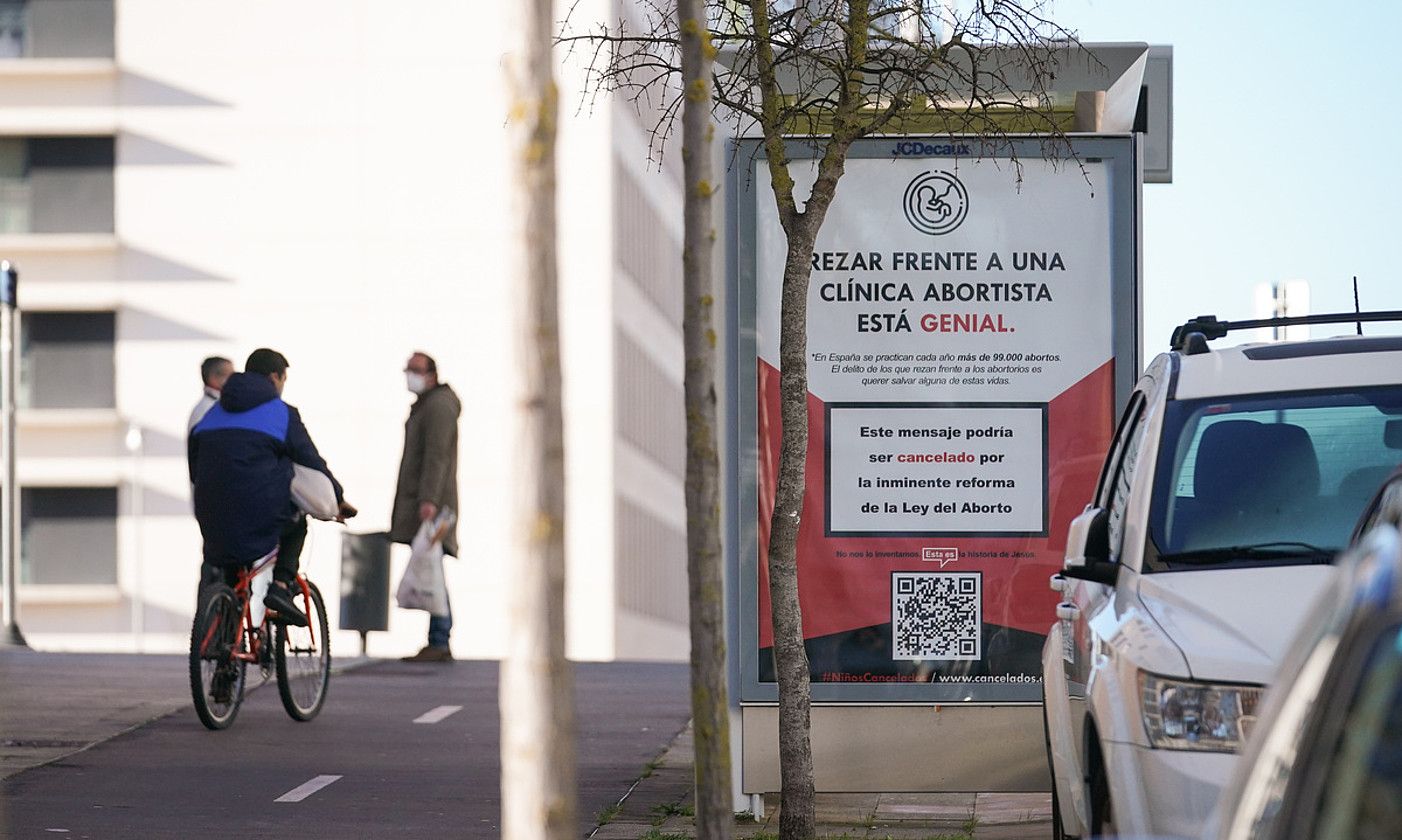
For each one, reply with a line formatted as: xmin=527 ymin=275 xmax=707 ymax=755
xmin=340 ymin=531 xmax=390 ymax=655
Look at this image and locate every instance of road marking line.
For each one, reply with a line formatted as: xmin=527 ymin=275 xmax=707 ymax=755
xmin=275 ymin=774 xmax=343 ymax=803
xmin=414 ymin=704 xmax=463 ymax=724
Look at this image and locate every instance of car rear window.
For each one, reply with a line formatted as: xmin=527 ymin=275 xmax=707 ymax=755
xmin=1146 ymin=387 xmax=1402 ymax=567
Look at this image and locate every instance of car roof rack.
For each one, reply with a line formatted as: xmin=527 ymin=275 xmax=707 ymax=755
xmin=1169 ymin=310 xmax=1402 ymax=354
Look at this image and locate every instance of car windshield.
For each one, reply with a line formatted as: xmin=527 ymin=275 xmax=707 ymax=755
xmin=1146 ymin=386 xmax=1402 ymax=571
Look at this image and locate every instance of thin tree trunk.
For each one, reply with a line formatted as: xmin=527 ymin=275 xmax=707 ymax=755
xmin=501 ymin=1 xmax=574 ymax=838
xmin=678 ymin=2 xmax=732 ymax=838
xmin=762 ymin=148 xmax=855 ymax=840
xmin=767 ymin=224 xmax=818 ymax=840
xmin=765 ymin=196 xmax=853 ymax=840
xmin=747 ymin=2 xmax=814 ymax=837
xmin=748 ymin=5 xmax=873 ymax=836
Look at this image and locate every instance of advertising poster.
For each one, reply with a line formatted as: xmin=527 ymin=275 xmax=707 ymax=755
xmin=743 ymin=139 xmax=1132 ymax=700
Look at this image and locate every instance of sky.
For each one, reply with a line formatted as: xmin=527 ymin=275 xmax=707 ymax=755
xmin=1053 ymin=0 xmax=1402 ymax=352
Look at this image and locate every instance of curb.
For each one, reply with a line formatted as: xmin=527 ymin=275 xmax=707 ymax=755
xmin=588 ymin=720 xmax=694 ymax=839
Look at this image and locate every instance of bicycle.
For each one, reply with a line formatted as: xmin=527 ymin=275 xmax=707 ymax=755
xmin=188 ymin=550 xmax=331 ymax=730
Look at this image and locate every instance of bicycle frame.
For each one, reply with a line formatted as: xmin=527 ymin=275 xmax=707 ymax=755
xmin=196 ymin=551 xmax=317 ymax=665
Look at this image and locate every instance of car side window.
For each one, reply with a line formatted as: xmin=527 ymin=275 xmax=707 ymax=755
xmin=1104 ymin=399 xmax=1149 ymax=558
xmin=1094 ymin=392 xmax=1148 ymax=508
xmin=1355 ymin=480 xmax=1402 ymax=543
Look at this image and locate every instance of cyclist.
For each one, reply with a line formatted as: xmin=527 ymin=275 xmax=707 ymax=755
xmin=189 ymin=348 xmax=356 ymax=625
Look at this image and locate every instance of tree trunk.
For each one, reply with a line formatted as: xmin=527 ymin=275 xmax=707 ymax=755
xmin=750 ymin=5 xmax=871 ymax=835
xmin=501 ymin=1 xmax=574 ymax=838
xmin=678 ymin=2 xmax=732 ymax=839
xmin=743 ymin=6 xmax=814 ymax=838
xmin=766 ymin=221 xmax=820 ymax=840
xmin=765 ymin=171 xmax=854 ymax=840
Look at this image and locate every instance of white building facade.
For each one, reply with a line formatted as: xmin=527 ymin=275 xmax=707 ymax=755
xmin=5 ymin=0 xmax=690 ymax=661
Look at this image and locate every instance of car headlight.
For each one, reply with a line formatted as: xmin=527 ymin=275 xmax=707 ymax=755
xmin=1139 ymin=672 xmax=1262 ymax=752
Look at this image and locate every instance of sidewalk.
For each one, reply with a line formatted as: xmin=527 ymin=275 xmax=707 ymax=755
xmin=0 ymin=648 xmax=371 ymax=780
xmin=590 ymin=724 xmax=1052 ymax=840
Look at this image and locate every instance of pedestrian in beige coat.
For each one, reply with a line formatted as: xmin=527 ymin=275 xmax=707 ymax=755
xmin=392 ymin=351 xmax=461 ymax=662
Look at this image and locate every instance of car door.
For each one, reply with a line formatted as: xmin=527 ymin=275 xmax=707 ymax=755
xmin=1063 ymin=386 xmax=1151 ymax=694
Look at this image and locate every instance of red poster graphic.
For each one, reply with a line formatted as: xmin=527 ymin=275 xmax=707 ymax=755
xmin=755 ymin=360 xmax=1114 ymax=683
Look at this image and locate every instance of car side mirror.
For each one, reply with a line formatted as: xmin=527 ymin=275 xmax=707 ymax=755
xmin=1062 ymin=506 xmax=1118 ymax=585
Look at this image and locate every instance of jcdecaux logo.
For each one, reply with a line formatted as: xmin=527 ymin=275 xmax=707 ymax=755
xmin=891 ymin=141 xmax=971 ymax=156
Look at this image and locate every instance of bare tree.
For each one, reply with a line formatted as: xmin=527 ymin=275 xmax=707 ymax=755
xmin=678 ymin=2 xmax=733 ymax=840
xmin=562 ymin=3 xmax=1078 ymax=838
xmin=501 ymin=0 xmax=575 ymax=838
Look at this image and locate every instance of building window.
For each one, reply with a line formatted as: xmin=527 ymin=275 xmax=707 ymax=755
xmin=20 ymin=486 xmax=118 ymax=585
xmin=20 ymin=310 xmax=115 ymax=408
xmin=0 ymin=1 xmax=115 ymax=59
xmin=0 ymin=136 xmax=114 ymax=234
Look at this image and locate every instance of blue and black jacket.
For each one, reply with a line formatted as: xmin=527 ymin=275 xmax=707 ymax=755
xmin=189 ymin=372 xmax=344 ymax=566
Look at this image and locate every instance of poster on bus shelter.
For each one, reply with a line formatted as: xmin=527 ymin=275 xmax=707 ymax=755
xmin=746 ymin=139 xmax=1128 ymax=700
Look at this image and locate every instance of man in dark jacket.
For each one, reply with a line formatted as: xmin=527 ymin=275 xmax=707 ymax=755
xmin=391 ymin=351 xmax=460 ymax=662
xmin=190 ymin=348 xmax=355 ymax=624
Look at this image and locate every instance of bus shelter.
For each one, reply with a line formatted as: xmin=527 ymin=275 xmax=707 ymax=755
xmin=726 ymin=42 xmax=1172 ymax=796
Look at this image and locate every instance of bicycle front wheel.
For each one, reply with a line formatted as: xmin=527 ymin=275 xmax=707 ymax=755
xmin=275 ymin=579 xmax=330 ymax=721
xmin=189 ymin=584 xmax=246 ymax=730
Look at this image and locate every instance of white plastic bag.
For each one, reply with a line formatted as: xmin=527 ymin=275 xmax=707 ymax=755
xmin=394 ymin=508 xmax=456 ymax=617
xmin=291 ymin=464 xmax=339 ymax=521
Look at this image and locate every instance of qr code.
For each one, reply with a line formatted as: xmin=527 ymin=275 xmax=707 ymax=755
xmin=892 ymin=572 xmax=981 ymax=661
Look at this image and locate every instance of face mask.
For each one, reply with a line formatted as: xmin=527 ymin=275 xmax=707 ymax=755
xmin=406 ymin=372 xmax=428 ymax=394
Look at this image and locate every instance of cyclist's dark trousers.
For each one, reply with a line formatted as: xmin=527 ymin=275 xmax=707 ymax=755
xmin=275 ymin=514 xmax=307 ymax=585
xmin=200 ymin=562 xmax=239 ymax=589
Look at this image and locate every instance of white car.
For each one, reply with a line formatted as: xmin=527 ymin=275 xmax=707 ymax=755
xmin=1041 ymin=314 xmax=1402 ymax=839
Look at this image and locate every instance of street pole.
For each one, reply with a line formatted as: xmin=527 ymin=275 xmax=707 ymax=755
xmin=1 ymin=260 xmax=26 ymax=647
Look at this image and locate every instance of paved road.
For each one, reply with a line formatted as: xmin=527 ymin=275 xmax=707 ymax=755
xmin=1 ymin=657 xmax=690 ymax=839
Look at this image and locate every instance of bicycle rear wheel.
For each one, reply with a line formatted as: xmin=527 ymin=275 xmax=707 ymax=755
xmin=189 ymin=584 xmax=246 ymax=730
xmin=275 ymin=580 xmax=330 ymax=721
